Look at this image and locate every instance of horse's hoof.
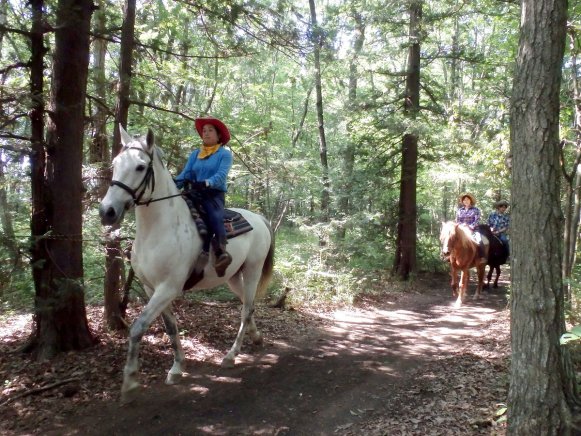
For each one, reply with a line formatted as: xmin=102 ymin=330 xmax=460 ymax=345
xmin=473 ymin=294 xmax=481 ymax=300
xmin=165 ymin=372 xmax=182 ymax=385
xmin=221 ymin=356 xmax=235 ymax=368
xmin=454 ymin=300 xmax=462 ymax=308
xmin=251 ymin=333 xmax=263 ymax=346
xmin=120 ymin=382 xmax=140 ymax=404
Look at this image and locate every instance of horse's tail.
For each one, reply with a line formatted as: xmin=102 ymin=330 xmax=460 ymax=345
xmin=256 ymin=217 xmax=275 ymax=298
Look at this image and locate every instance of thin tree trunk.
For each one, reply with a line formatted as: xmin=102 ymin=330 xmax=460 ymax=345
xmin=337 ymin=6 xmax=365 ymax=239
xmin=561 ymin=28 xmax=581 ymax=301
xmin=102 ymin=0 xmax=137 ymax=330
xmin=308 ymin=0 xmax=330 ymax=225
xmin=393 ymin=0 xmax=421 ymax=280
xmin=508 ymin=0 xmax=579 ymax=432
xmin=29 ymin=0 xmax=48 ymax=309
xmin=91 ymin=0 xmax=125 ymax=331
xmin=89 ymin=1 xmax=109 ymax=167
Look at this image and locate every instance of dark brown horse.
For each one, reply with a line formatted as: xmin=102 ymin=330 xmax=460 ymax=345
xmin=440 ymin=221 xmax=487 ymax=307
xmin=483 ymin=230 xmax=509 ymax=289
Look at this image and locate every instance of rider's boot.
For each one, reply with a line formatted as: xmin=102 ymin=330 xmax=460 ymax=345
xmin=213 ymin=236 xmax=232 ymax=277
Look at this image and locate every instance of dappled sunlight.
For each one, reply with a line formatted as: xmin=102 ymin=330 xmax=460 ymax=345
xmin=204 ymin=375 xmax=241 ymax=384
xmin=308 ymin=298 xmax=504 ymax=361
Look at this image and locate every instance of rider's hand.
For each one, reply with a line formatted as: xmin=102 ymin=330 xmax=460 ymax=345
xmin=190 ymin=181 xmax=207 ymax=190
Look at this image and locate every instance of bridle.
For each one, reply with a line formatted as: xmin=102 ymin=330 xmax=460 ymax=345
xmin=110 ymin=146 xmax=157 ymax=206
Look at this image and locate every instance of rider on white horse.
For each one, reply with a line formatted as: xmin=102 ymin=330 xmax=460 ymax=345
xmin=174 ymin=117 xmax=233 ymax=276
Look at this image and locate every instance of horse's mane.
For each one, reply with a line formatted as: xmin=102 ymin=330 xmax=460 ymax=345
xmin=441 ymin=221 xmax=477 ymax=254
xmin=455 ymin=224 xmax=476 ymax=252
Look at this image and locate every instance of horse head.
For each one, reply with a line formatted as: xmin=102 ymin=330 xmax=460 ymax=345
xmin=99 ymin=125 xmax=157 ymax=226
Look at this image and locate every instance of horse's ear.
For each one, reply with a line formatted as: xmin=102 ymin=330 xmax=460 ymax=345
xmin=119 ymin=124 xmax=132 ymax=147
xmin=145 ymin=128 xmax=155 ymax=151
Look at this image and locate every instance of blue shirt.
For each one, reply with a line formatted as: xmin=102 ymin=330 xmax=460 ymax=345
xmin=174 ymin=146 xmax=233 ymax=192
xmin=456 ymin=206 xmax=481 ymax=230
xmin=488 ymin=211 xmax=510 ymax=235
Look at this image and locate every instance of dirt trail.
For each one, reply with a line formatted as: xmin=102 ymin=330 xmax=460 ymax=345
xmin=37 ymin=279 xmax=509 ymax=436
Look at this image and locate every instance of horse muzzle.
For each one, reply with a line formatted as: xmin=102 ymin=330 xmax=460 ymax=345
xmin=440 ymin=251 xmax=450 ymax=262
xmin=99 ymin=201 xmax=127 ymax=226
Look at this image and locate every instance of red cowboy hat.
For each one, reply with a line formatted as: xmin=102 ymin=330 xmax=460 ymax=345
xmin=195 ymin=117 xmax=231 ymax=145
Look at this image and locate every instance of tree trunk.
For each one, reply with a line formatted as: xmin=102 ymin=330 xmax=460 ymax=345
xmin=29 ymin=0 xmax=48 ymax=308
xmin=89 ymin=0 xmax=109 ymax=167
xmin=30 ymin=0 xmax=96 ymax=359
xmin=101 ymin=0 xmax=137 ymax=331
xmin=508 ymin=0 xmax=579 ymax=433
xmin=337 ymin=6 xmax=365 ymax=239
xmin=0 ymin=2 xmax=18 ymax=275
xmin=393 ymin=0 xmax=421 ymax=280
xmin=89 ymin=0 xmax=125 ymax=331
xmin=308 ymin=0 xmax=330 ymax=225
xmin=561 ymin=27 xmax=581 ymax=301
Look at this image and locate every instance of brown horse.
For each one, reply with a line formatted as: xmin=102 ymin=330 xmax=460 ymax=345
xmin=439 ymin=221 xmax=487 ymax=307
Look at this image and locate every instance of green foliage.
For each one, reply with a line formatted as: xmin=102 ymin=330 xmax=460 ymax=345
xmin=0 ymin=0 xmax=537 ymax=313
xmin=560 ymin=325 xmax=581 ymax=345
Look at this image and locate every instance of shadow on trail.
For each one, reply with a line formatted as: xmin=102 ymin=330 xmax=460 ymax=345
xmin=47 ymin=281 xmax=509 ymax=436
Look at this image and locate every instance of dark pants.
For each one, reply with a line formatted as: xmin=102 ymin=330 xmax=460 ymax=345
xmin=198 ymin=190 xmax=226 ymax=252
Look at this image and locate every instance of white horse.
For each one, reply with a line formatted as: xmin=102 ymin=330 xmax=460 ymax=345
xmin=99 ymin=127 xmax=274 ymax=402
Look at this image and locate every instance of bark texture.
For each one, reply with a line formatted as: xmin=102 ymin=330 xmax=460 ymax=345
xmin=508 ymin=0 xmax=578 ymax=433
xmin=31 ymin=0 xmax=96 ymax=359
xmin=394 ymin=0 xmax=421 ymax=279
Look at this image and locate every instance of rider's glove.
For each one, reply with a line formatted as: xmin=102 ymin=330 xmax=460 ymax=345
xmin=190 ymin=181 xmax=207 ymax=190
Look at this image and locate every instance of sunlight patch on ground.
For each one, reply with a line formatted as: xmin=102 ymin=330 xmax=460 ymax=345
xmin=205 ymin=375 xmax=242 ymax=384
xmin=0 ymin=313 xmax=32 ymax=337
xmin=312 ymin=301 xmax=503 ymax=360
xmin=187 ymin=385 xmax=210 ymax=395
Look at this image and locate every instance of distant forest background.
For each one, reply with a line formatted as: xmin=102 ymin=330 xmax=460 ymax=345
xmin=2 ymin=0 xmax=581 ymax=321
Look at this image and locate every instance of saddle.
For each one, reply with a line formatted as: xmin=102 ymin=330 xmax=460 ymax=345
xmin=183 ymin=197 xmax=253 ymax=239
xmin=181 ymin=203 xmax=253 ymax=291
xmin=223 ymin=209 xmax=254 ymax=239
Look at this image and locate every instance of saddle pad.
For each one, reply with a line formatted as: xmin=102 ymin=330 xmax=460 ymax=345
xmin=224 ymin=209 xmax=253 ymax=239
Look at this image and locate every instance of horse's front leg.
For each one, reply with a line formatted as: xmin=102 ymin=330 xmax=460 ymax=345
xmin=450 ymin=267 xmax=459 ymax=297
xmin=162 ymin=309 xmax=185 ymax=384
xmin=474 ymin=264 xmax=485 ymax=300
xmin=222 ymin=270 xmax=262 ymax=368
xmin=455 ymin=270 xmax=467 ymax=308
xmin=122 ymin=287 xmax=178 ymax=403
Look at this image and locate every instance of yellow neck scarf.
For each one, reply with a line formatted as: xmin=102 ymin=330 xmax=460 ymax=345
xmin=198 ymin=144 xmax=221 ymax=159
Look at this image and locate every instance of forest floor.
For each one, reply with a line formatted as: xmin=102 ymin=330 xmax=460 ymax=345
xmin=0 ymin=271 xmax=510 ymax=435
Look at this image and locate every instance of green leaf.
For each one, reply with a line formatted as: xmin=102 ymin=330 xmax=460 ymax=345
xmin=560 ymin=333 xmax=581 ymax=345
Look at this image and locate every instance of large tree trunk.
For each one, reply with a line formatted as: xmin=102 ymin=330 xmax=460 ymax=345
xmin=508 ymin=0 xmax=579 ymax=433
xmin=308 ymin=0 xmax=330 ymax=225
xmin=393 ymin=0 xmax=421 ymax=280
xmin=30 ymin=0 xmax=96 ymax=359
xmin=101 ymin=0 xmax=137 ymax=330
